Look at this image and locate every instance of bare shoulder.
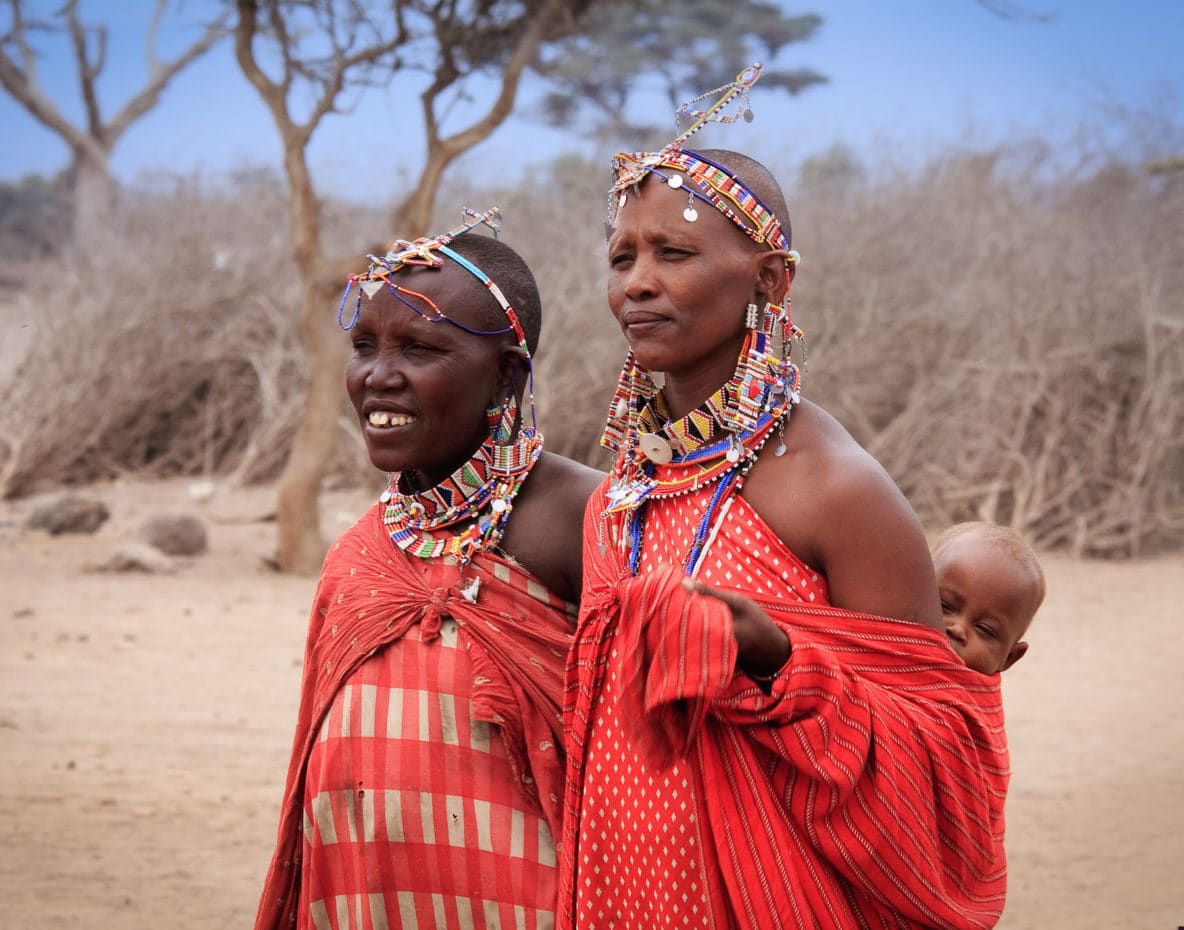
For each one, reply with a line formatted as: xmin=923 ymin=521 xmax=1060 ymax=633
xmin=498 ymin=451 xmax=605 ymax=603
xmin=527 ymin=451 xmax=606 ymax=513
xmin=743 ymin=401 xmax=941 ymax=629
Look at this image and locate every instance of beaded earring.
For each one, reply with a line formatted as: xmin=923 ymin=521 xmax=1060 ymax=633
xmin=601 ymin=351 xmax=658 ymax=453
xmin=745 ymin=302 xmax=760 ymax=330
xmin=486 ymin=391 xmax=518 ymax=445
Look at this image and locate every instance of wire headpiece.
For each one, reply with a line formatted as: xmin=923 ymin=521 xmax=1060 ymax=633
xmin=336 ymin=206 xmax=536 ymax=431
xmin=337 ymin=207 xmax=526 ymax=353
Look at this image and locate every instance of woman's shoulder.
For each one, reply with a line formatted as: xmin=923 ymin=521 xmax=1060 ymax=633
xmin=529 ymin=451 xmax=606 ymax=512
xmin=743 ymin=400 xmax=915 ymax=562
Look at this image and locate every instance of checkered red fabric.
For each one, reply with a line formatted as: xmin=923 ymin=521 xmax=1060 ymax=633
xmin=256 ymin=503 xmax=575 ymax=930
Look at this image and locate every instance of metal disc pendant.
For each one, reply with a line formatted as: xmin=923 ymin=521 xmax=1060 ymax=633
xmin=774 ymin=440 xmax=787 ymax=457
xmin=360 ymin=279 xmax=385 ymax=299
xmin=639 ymin=432 xmax=673 ymax=464
xmin=683 ymin=206 xmax=698 ymax=222
xmin=726 ymin=446 xmax=741 ymax=463
xmin=743 ymin=109 xmax=754 ymax=123
xmin=667 ymin=174 xmax=684 ymax=189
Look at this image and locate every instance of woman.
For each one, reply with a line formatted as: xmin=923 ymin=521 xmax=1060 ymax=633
xmin=256 ymin=210 xmax=601 ymax=930
xmin=559 ymin=69 xmax=1010 ymax=930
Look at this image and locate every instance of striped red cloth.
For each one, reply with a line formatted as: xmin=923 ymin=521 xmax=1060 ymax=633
xmin=559 ymin=486 xmax=1009 ymax=929
xmin=256 ymin=503 xmax=574 ymax=930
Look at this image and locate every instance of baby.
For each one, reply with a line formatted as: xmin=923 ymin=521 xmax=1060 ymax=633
xmin=932 ymin=522 xmax=1045 ymax=675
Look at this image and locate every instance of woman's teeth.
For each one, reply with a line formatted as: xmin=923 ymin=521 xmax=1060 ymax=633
xmin=368 ymin=411 xmax=414 ymax=427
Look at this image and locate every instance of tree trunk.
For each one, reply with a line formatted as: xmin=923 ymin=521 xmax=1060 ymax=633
xmin=390 ymin=168 xmax=438 ymax=238
xmin=71 ymin=150 xmax=117 ymax=245
xmin=272 ymin=146 xmax=345 ymax=575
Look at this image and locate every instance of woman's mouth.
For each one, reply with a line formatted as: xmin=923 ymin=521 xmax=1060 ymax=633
xmin=620 ymin=310 xmax=667 ymax=332
xmin=367 ymin=411 xmax=416 ymax=428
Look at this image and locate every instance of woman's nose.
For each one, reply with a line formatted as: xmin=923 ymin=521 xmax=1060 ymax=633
xmin=623 ymin=254 xmax=658 ymax=301
xmin=365 ymin=350 xmax=408 ymax=388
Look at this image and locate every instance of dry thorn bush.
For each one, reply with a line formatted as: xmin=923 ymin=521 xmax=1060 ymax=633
xmin=1 ymin=142 xmax=1180 ymax=558
xmin=0 ymin=173 xmax=376 ymax=497
xmin=795 ymin=146 xmax=1184 ymax=557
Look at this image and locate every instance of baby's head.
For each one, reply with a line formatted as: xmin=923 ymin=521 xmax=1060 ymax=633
xmin=932 ymin=522 xmax=1045 ymax=675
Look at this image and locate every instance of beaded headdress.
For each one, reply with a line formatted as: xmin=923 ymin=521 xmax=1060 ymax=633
xmin=602 ymin=63 xmax=804 ymax=453
xmin=609 ymin=64 xmax=797 ymax=259
xmin=337 ymin=207 xmax=543 ymax=569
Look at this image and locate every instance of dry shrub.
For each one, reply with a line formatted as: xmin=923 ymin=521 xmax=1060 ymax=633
xmin=794 ymin=146 xmax=1184 ymax=557
xmin=0 ymin=172 xmax=370 ymax=497
xmin=2 ymin=140 xmax=1180 ymax=559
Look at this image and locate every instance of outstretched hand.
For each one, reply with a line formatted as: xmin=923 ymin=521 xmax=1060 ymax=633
xmin=681 ymin=577 xmax=790 ymax=680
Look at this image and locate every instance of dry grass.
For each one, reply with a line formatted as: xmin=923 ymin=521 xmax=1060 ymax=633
xmin=1 ymin=142 xmax=1181 ymax=557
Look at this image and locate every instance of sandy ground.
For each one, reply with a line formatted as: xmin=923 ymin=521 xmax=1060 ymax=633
xmin=0 ymin=478 xmax=1181 ymax=929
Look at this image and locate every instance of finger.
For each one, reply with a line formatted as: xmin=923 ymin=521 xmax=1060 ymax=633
xmin=681 ymin=577 xmax=746 ymax=609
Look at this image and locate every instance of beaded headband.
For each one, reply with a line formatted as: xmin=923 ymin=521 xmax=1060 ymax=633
xmin=609 ymin=63 xmax=799 ymax=264
xmin=337 ymin=206 xmax=530 ymax=360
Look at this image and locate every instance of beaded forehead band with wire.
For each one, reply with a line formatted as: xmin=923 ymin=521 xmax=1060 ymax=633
xmin=337 ymin=206 xmax=530 ymax=360
xmin=609 ymin=63 xmax=799 ymax=264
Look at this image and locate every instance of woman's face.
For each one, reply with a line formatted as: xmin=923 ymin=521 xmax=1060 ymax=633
xmin=345 ymin=262 xmax=511 ymax=488
xmin=606 ymin=175 xmax=764 ymax=390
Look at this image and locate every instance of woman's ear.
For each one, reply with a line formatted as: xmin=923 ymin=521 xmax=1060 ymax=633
xmin=495 ymin=343 xmax=530 ymax=398
xmin=751 ymin=250 xmax=792 ymax=305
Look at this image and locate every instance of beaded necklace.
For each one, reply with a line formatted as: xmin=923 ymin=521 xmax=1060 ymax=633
xmin=381 ymin=428 xmax=543 ymax=566
xmin=604 ymin=330 xmax=797 ymax=577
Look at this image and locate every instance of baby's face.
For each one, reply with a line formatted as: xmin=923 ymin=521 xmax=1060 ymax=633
xmin=934 ymin=535 xmax=1038 ymax=675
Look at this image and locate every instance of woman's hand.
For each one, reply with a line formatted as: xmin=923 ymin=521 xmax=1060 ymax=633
xmin=681 ymin=578 xmax=790 ymax=679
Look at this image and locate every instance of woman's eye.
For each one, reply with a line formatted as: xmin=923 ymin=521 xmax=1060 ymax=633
xmin=609 ymin=253 xmax=633 ymax=268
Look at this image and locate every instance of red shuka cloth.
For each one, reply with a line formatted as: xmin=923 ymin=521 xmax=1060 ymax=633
xmin=559 ymin=484 xmax=1009 ymax=929
xmin=256 ymin=503 xmax=574 ymax=930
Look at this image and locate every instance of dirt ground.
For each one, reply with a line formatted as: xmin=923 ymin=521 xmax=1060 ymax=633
xmin=1 ymin=478 xmax=1180 ymax=929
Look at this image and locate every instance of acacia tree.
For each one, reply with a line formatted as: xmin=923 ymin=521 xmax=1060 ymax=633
xmin=235 ymin=0 xmax=601 ymax=573
xmin=533 ymin=0 xmax=825 ymax=138
xmin=0 ymin=0 xmax=227 ymax=242
xmin=237 ymin=0 xmax=826 ymax=573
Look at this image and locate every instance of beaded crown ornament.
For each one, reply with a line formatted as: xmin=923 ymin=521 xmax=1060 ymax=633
xmin=600 ymin=64 xmax=808 ymax=577
xmin=338 ymin=207 xmax=543 ymax=568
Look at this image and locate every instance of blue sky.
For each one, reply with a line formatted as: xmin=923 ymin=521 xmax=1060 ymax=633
xmin=1 ymin=1 xmax=1180 ymax=198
